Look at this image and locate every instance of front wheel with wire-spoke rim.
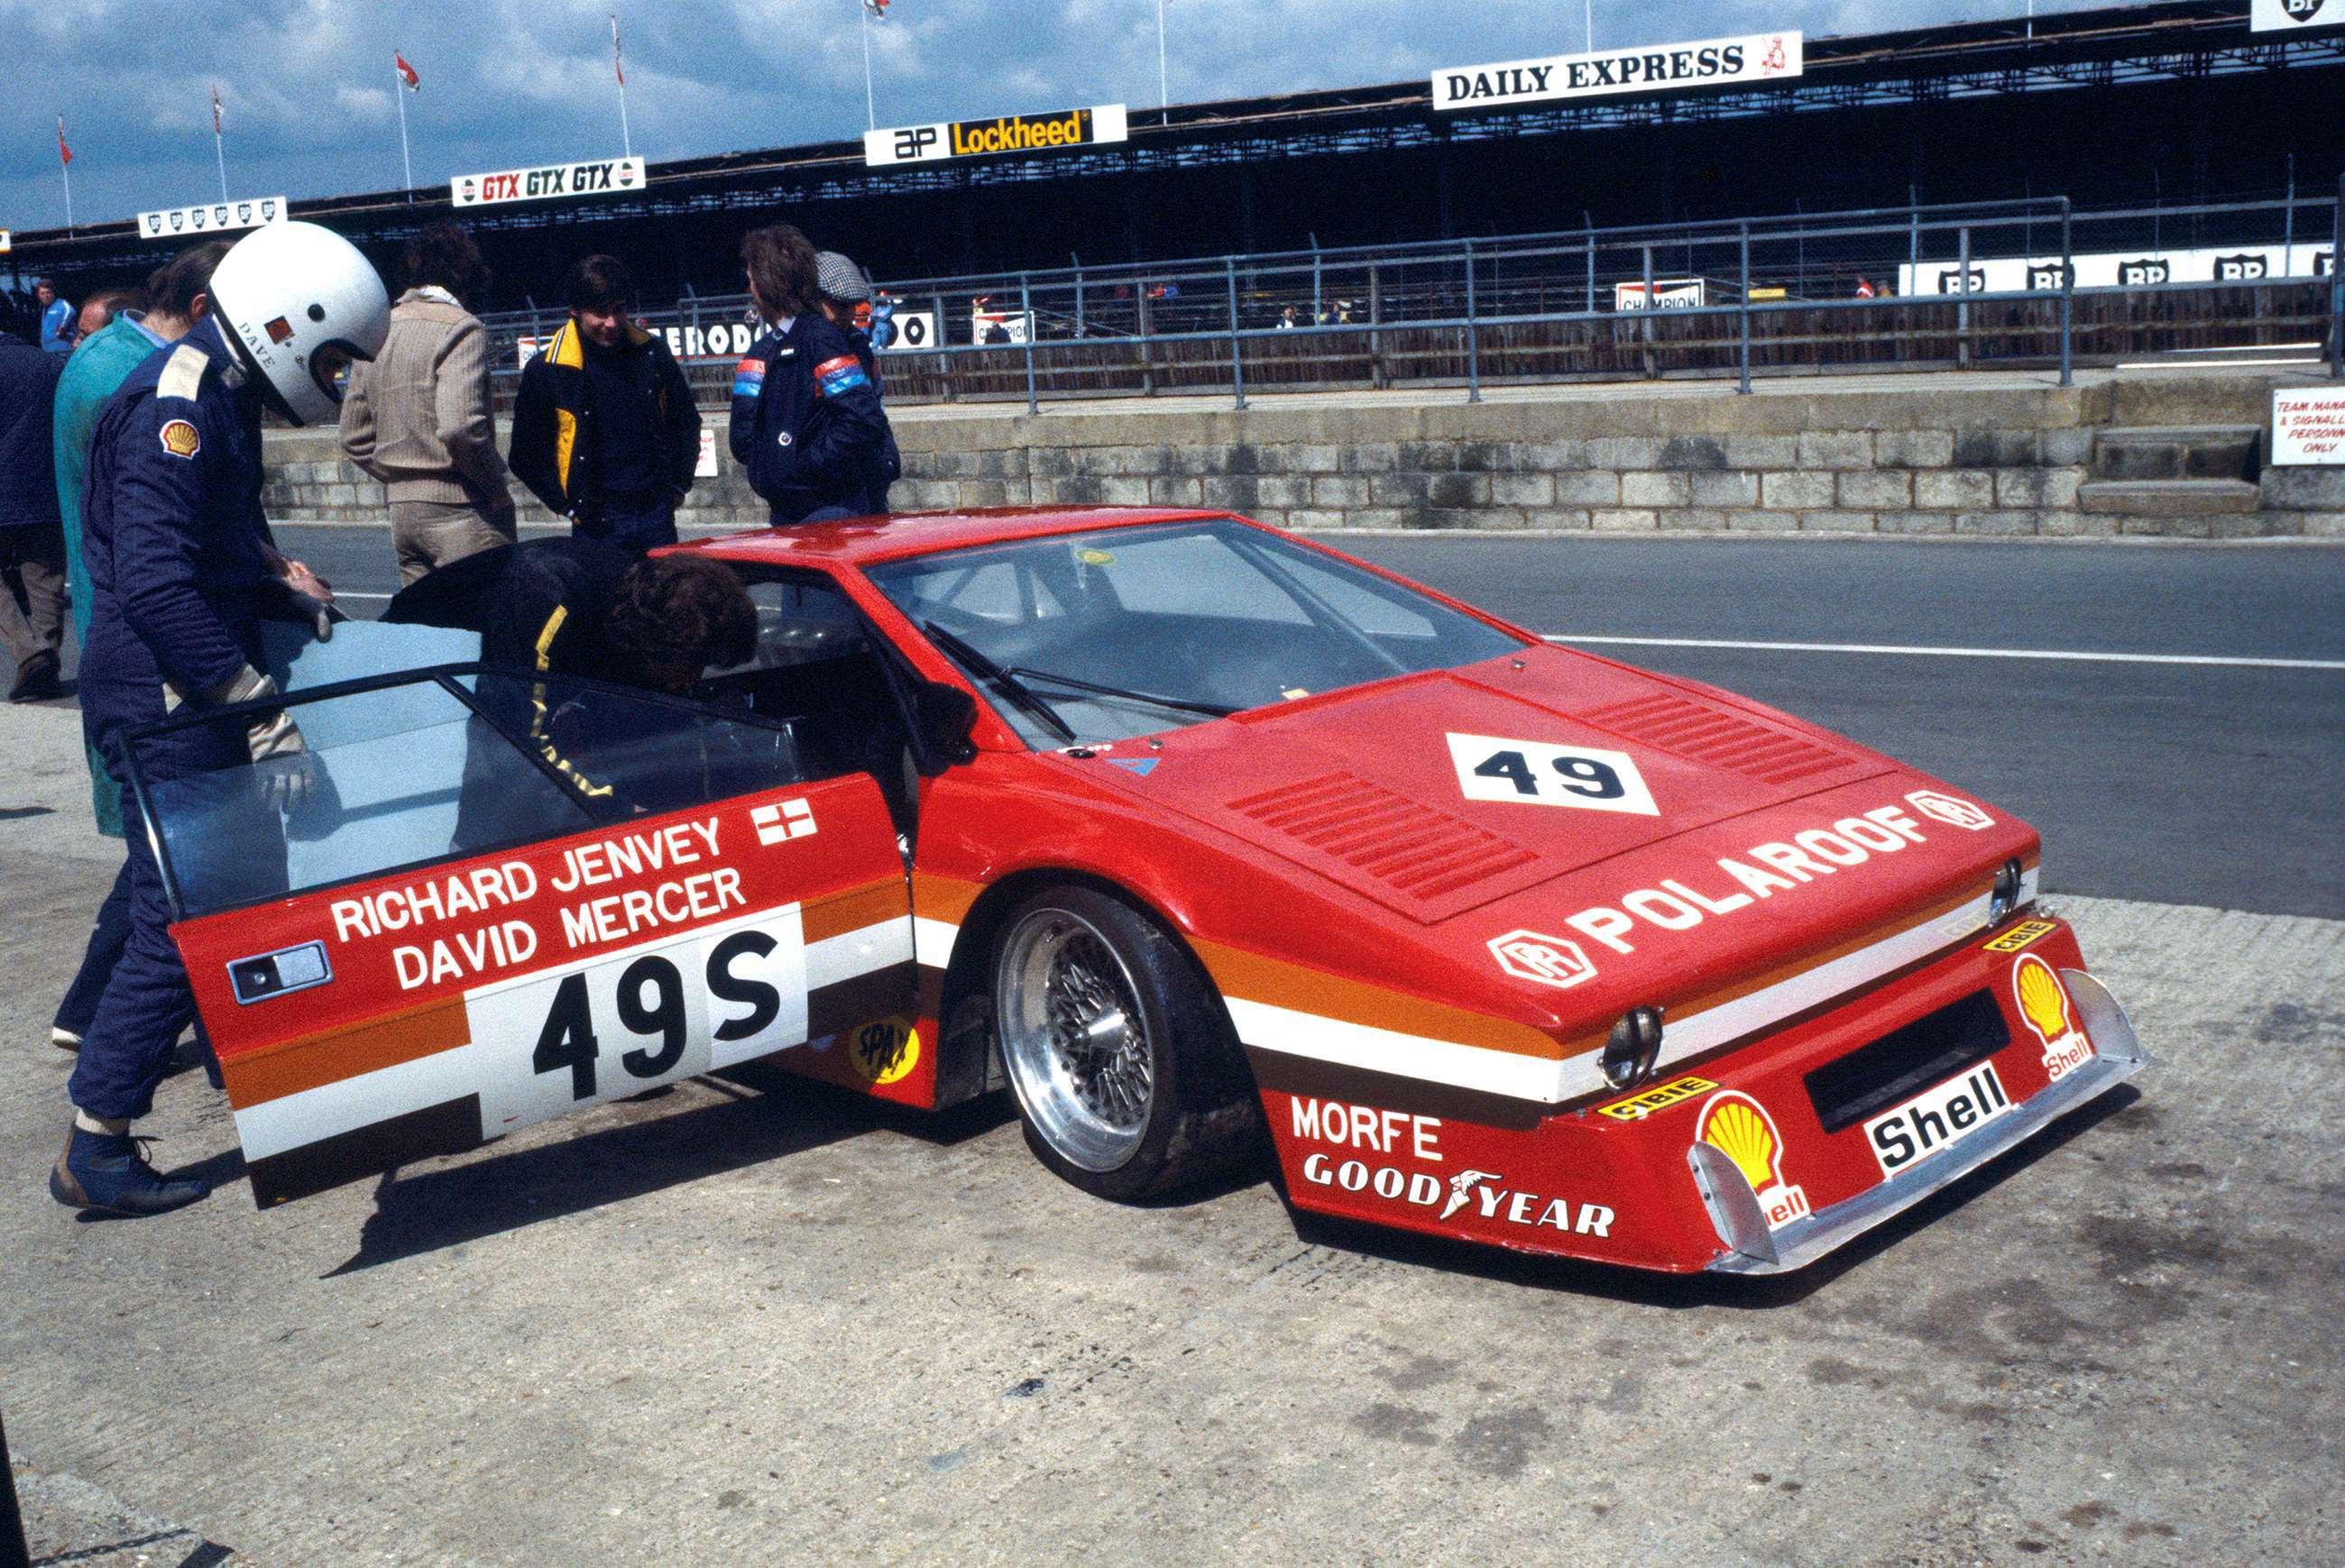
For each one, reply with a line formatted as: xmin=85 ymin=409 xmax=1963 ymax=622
xmin=991 ymin=885 xmax=1258 ymax=1201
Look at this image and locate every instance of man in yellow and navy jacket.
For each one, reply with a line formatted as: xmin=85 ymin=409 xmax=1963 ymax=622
xmin=509 ymin=254 xmax=701 ymax=552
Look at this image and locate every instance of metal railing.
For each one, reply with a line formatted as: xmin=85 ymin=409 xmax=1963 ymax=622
xmin=476 ymin=186 xmax=2345 ymax=413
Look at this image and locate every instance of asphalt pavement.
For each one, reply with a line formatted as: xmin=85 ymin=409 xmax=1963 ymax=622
xmin=271 ymin=526 xmax=2345 ymax=920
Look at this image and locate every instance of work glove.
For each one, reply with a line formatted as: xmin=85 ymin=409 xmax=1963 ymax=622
xmin=205 ymin=664 xmax=316 ymax=811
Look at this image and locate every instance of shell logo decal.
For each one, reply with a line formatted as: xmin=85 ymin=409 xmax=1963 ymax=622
xmin=1695 ymin=1091 xmax=1811 ymax=1230
xmin=2013 ymin=954 xmax=2093 ymax=1081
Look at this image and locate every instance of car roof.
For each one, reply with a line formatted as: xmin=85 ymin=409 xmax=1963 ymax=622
xmin=674 ymin=507 xmax=1239 ymax=571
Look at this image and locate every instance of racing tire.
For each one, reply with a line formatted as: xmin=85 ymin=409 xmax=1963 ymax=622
xmin=990 ymin=885 xmax=1258 ymax=1202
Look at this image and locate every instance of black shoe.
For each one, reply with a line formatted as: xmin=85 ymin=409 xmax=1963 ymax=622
xmin=9 ymin=650 xmax=61 ymax=701
xmin=50 ymin=1125 xmax=212 ymax=1216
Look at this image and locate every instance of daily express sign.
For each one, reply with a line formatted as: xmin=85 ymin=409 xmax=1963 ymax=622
xmin=451 ymin=157 xmax=646 ymax=208
xmin=865 ymin=105 xmax=1129 ymax=168
xmin=1434 ymin=32 xmax=1804 ymax=112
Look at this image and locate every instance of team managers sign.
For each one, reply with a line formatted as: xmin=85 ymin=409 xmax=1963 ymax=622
xmin=1434 ymin=31 xmax=1803 ymax=112
xmin=865 ymin=105 xmax=1129 ymax=167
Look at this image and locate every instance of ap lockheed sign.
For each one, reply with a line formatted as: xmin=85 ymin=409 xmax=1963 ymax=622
xmin=1434 ymin=32 xmax=1803 ymax=112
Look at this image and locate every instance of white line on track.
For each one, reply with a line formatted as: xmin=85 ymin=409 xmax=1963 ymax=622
xmin=336 ymin=591 xmax=394 ymax=601
xmin=1541 ymin=634 xmax=2345 ymax=672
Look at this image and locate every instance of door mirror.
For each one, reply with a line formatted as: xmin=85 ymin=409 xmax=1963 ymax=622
xmin=913 ymin=680 xmax=979 ymax=769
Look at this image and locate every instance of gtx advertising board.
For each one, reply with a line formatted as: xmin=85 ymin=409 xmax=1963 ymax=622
xmin=865 ymin=105 xmax=1129 ymax=167
xmin=1433 ymin=32 xmax=1803 ymax=112
xmin=452 ymin=157 xmax=646 ymax=208
xmin=137 ymin=197 xmax=287 ymax=242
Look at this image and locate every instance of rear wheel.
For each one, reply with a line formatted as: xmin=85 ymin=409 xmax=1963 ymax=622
xmin=991 ymin=885 xmax=1257 ymax=1201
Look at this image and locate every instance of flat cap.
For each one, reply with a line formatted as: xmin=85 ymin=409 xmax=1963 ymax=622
xmin=815 ymin=251 xmax=871 ymax=303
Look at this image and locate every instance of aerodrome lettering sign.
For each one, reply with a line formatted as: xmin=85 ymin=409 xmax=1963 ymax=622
xmin=864 ymin=105 xmax=1129 ymax=168
xmin=136 ymin=197 xmax=286 ymax=242
xmin=1433 ymin=32 xmax=1803 ymax=112
xmin=451 ymin=157 xmax=646 ymax=208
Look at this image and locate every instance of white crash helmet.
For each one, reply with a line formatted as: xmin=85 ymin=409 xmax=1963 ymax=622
xmin=207 ymin=220 xmax=391 ymax=426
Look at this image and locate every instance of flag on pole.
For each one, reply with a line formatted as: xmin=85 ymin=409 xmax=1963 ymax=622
xmin=395 ymin=51 xmax=420 ymax=91
xmin=57 ymin=115 xmax=72 ymax=165
xmin=211 ymin=84 xmax=224 ymax=134
xmin=864 ymin=0 xmax=888 ymax=15
xmin=611 ymin=14 xmax=625 ymax=85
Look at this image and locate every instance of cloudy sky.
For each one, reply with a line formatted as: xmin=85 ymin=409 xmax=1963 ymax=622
xmin=0 ymin=0 xmax=2088 ymax=234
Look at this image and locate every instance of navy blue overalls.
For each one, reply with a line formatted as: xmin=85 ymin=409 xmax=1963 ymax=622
xmin=70 ymin=313 xmax=283 ymax=1121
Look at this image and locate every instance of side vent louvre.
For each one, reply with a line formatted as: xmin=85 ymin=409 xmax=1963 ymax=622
xmin=1578 ymin=693 xmax=1849 ymax=785
xmin=1228 ymin=772 xmax=1536 ymax=903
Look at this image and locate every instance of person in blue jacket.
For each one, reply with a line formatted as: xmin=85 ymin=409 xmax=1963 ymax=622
xmin=812 ymin=250 xmax=901 ymax=515
xmin=52 ymin=221 xmax=388 ymax=1218
xmin=728 ymin=225 xmax=888 ymax=525
xmin=34 ymin=280 xmax=76 ymax=354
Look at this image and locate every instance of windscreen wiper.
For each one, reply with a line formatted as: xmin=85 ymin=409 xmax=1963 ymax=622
xmin=921 ymin=620 xmax=1077 ymax=743
xmin=1005 ymin=665 xmax=1239 ymax=719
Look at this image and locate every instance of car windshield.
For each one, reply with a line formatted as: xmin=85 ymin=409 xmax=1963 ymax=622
xmin=865 ymin=518 xmax=1525 ymax=746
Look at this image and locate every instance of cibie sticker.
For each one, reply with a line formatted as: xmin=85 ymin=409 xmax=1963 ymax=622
xmin=158 ymin=418 xmax=201 ymax=458
xmin=1597 ymin=1074 xmax=1717 ymax=1123
xmin=850 ymin=1015 xmax=920 ymax=1085
xmin=2013 ymin=954 xmax=2094 ymax=1081
xmin=1695 ymin=1091 xmax=1809 ymax=1229
xmin=1447 ymin=733 xmax=1659 ymax=816
xmin=1982 ymin=919 xmax=2058 ymax=954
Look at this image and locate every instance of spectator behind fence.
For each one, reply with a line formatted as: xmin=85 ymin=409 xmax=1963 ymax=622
xmin=731 ymin=225 xmax=887 ymax=526
xmin=34 ymin=280 xmax=76 ymax=354
xmin=340 ymin=223 xmax=518 ymax=585
xmin=509 ymin=254 xmax=701 ymax=553
xmin=814 ymin=250 xmax=900 ymax=515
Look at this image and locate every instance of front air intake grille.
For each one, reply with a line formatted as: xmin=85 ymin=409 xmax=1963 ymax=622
xmin=1228 ymin=771 xmax=1537 ymax=902
xmin=1579 ymin=692 xmax=1850 ymax=785
xmin=1805 ymin=989 xmax=2011 ymax=1134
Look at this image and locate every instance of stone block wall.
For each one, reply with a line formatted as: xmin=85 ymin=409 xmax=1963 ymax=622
xmin=260 ymin=371 xmax=2334 ymax=539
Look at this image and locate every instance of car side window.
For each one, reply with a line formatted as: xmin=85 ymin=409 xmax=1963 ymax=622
xmin=133 ymin=669 xmax=805 ymax=919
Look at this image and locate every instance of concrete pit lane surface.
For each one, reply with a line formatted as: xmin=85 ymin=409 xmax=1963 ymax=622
xmin=5 ymin=536 xmax=2341 ymax=1566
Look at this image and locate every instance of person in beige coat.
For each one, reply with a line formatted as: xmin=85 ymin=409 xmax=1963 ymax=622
xmin=339 ymin=223 xmax=517 ymax=584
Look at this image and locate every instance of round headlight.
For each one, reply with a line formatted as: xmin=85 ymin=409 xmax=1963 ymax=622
xmin=1989 ymin=858 xmax=2025 ymax=924
xmin=1602 ymin=1005 xmax=1665 ymax=1090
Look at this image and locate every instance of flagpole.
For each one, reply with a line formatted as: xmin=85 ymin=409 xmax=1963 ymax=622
xmin=612 ymin=14 xmax=633 ymax=159
xmin=58 ymin=120 xmax=74 ymax=233
xmin=860 ymin=4 xmax=877 ymax=131
xmin=1585 ymin=0 xmax=1594 ymax=51
xmin=395 ymin=64 xmax=415 ymax=195
xmin=213 ymin=88 xmax=229 ymax=200
xmin=1156 ymin=0 xmax=1168 ymax=114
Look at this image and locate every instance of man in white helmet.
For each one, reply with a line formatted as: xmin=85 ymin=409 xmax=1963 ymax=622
xmin=53 ymin=221 xmax=388 ymax=1217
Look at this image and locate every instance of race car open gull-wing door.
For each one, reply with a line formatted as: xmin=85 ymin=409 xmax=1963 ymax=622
xmin=124 ymin=659 xmax=915 ymax=1206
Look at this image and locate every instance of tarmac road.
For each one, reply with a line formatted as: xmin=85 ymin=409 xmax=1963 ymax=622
xmin=5 ymin=531 xmax=2340 ymax=1565
xmin=271 ymin=525 xmax=2345 ymax=919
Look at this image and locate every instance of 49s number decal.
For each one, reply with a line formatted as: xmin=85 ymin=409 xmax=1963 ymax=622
xmin=466 ymin=908 xmax=809 ymax=1136
xmin=1446 ymin=732 xmax=1660 ymax=816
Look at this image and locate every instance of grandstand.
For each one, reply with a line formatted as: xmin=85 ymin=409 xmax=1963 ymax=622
xmin=3 ymin=0 xmax=2340 ymax=325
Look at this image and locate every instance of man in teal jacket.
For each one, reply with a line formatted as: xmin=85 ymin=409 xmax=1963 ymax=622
xmin=53 ymin=289 xmax=171 ymax=839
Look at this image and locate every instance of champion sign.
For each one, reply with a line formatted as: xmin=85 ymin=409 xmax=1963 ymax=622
xmin=451 ymin=157 xmax=646 ymax=209
xmin=137 ymin=197 xmax=285 ymax=243
xmin=1432 ymin=32 xmax=1803 ymax=113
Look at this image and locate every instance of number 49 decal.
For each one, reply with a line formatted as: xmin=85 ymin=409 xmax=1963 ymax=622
xmin=1445 ymin=732 xmax=1660 ymax=816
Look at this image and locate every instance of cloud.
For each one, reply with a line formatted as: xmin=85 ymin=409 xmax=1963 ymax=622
xmin=0 ymin=0 xmax=2097 ymax=230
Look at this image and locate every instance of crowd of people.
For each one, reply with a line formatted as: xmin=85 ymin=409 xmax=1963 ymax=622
xmin=0 ymin=212 xmax=902 ymax=1216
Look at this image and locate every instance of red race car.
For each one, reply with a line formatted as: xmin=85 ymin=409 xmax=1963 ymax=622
xmin=128 ymin=509 xmax=2145 ymax=1274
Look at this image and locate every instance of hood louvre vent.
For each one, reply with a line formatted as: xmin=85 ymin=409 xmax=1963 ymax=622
xmin=1578 ymin=693 xmax=1850 ymax=785
xmin=1229 ymin=772 xmax=1536 ymax=904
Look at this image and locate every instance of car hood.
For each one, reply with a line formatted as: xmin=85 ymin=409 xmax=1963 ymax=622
xmin=1071 ymin=647 xmax=1892 ymax=925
